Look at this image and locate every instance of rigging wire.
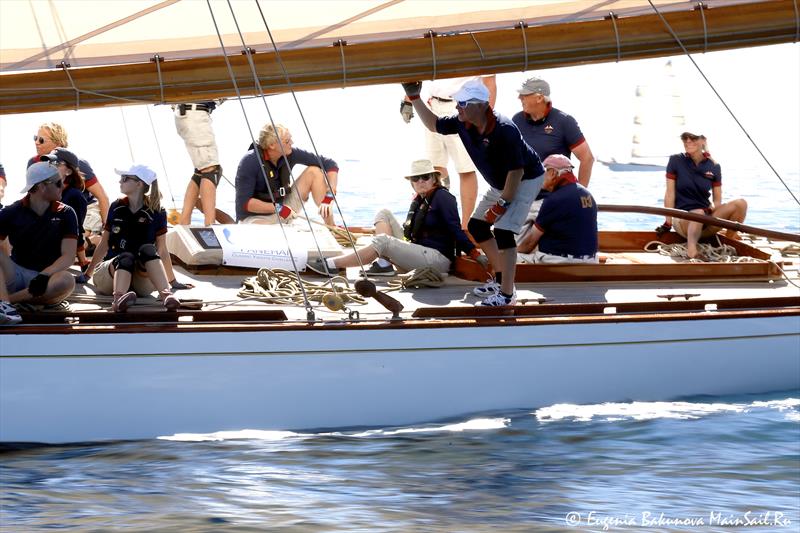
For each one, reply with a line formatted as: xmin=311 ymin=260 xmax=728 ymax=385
xmin=205 ymin=0 xmax=314 ymax=316
xmin=145 ymin=105 xmax=177 ymax=209
xmin=118 ymin=107 xmax=136 ymax=164
xmin=252 ymin=0 xmax=369 ymax=275
xmin=225 ymin=0 xmax=329 ymax=280
xmin=647 ymin=0 xmax=799 ymax=206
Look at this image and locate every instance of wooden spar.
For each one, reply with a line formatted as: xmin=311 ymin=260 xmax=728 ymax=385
xmin=0 ymin=0 xmax=795 ymax=114
xmin=598 ymin=204 xmax=800 ymax=242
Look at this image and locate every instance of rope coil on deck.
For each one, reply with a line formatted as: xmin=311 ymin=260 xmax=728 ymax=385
xmin=644 ymin=240 xmax=763 ymax=263
xmin=238 ymin=268 xmax=367 ymax=306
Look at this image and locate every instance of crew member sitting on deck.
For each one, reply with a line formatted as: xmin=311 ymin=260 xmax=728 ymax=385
xmin=235 ymin=124 xmax=339 ymax=226
xmin=0 ymin=161 xmax=78 ymax=306
xmin=656 ymin=130 xmax=748 ymax=260
xmin=517 ymin=154 xmax=598 ymax=263
xmin=84 ymin=165 xmax=180 ymax=312
xmin=306 ymin=159 xmax=485 ymax=277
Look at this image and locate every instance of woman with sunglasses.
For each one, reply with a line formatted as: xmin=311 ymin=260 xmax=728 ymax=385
xmin=306 ymin=159 xmax=485 ymax=277
xmin=657 ymin=131 xmax=748 ymax=260
xmin=84 ymin=164 xmax=179 ymax=312
xmin=44 ymin=148 xmax=91 ymax=277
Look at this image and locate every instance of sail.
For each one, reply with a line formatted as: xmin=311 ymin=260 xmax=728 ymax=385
xmin=630 ymin=60 xmax=685 ymax=159
xmin=0 ymin=0 xmax=795 ymax=114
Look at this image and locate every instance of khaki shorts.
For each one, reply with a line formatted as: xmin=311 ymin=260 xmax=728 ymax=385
xmin=174 ymin=109 xmax=219 ymax=170
xmin=473 ymin=176 xmax=543 ymax=234
xmin=84 ymin=202 xmax=103 ymax=234
xmin=92 ymin=259 xmax=155 ymax=297
xmin=425 ymin=98 xmax=477 ymax=173
xmin=370 ymin=209 xmax=451 ymax=274
xmin=241 ymin=191 xmax=303 ymax=225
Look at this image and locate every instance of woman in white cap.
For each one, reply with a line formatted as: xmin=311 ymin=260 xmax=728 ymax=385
xmin=306 ymin=159 xmax=485 ymax=277
xmin=657 ymin=131 xmax=748 ymax=260
xmin=85 ymin=164 xmax=179 ymax=312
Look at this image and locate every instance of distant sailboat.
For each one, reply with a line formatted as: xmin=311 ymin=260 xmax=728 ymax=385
xmin=601 ymin=61 xmax=685 ymax=171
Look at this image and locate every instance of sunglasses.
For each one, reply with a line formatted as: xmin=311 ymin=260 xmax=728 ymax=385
xmin=681 ymin=134 xmax=702 ymax=142
xmin=120 ymin=175 xmax=141 ymax=183
xmin=43 ymin=178 xmax=63 ymax=188
xmin=34 ymin=135 xmax=50 ymax=145
xmin=409 ymin=174 xmax=433 ymax=183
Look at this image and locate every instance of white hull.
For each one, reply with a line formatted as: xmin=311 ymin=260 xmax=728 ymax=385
xmin=2 ymin=315 xmax=798 ymax=443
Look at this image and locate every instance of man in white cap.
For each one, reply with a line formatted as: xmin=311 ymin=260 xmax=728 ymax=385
xmin=0 ymin=161 xmax=78 ymax=306
xmin=400 ymin=75 xmax=496 ymax=228
xmin=517 ymin=154 xmax=598 ymax=263
xmin=402 ymin=78 xmax=545 ymax=306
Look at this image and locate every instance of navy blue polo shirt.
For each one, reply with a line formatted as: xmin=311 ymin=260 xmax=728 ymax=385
xmin=512 ymin=106 xmax=585 ymax=200
xmin=0 ymin=196 xmax=79 ymax=272
xmin=61 ymin=186 xmax=88 ymax=246
xmin=666 ymin=153 xmax=721 ymax=211
xmin=234 ymin=147 xmax=338 ymax=221
xmin=409 ymin=187 xmax=476 ymax=261
xmin=436 ymin=110 xmax=544 ymax=190
xmin=28 ymin=155 xmax=99 ymax=204
xmin=534 ymin=182 xmax=597 ymax=257
xmin=103 ymin=197 xmax=168 ymax=259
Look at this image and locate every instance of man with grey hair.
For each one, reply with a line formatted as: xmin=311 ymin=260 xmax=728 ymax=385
xmin=234 ymin=124 xmax=339 ymax=225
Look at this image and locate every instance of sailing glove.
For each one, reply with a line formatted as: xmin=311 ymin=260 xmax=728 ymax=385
xmin=401 ymin=81 xmax=422 ymax=100
xmin=484 ymin=203 xmax=508 ymax=224
xmin=274 ymin=202 xmax=293 ymax=220
xmin=655 ymin=222 xmax=672 ymax=236
xmin=400 ymin=101 xmax=415 ymax=123
xmin=28 ymin=273 xmax=50 ymax=297
xmin=468 ymin=248 xmax=490 ymax=270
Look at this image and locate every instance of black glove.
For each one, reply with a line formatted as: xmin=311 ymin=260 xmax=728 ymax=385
xmin=400 ymin=101 xmax=414 ymax=123
xmin=28 ymin=273 xmax=50 ymax=297
xmin=401 ymin=81 xmax=422 ymax=99
xmin=655 ymin=222 xmax=672 ymax=236
xmin=170 ymin=279 xmax=194 ymax=291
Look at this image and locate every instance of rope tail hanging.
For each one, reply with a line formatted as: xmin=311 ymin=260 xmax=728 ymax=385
xmin=647 ymin=0 xmax=800 ymax=207
xmin=252 ymin=0 xmax=370 ymax=278
xmin=205 ymin=0 xmax=316 ymax=319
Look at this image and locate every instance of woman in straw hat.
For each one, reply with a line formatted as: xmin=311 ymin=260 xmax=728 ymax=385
xmin=307 ymin=159 xmax=486 ymax=277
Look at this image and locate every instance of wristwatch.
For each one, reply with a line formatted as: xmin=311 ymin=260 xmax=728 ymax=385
xmin=497 ymin=198 xmax=512 ymax=208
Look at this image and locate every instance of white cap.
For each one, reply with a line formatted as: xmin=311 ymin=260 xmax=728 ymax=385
xmin=22 ymin=161 xmax=59 ymax=193
xmin=114 ymin=164 xmax=157 ymax=186
xmin=452 ymin=79 xmax=490 ymax=103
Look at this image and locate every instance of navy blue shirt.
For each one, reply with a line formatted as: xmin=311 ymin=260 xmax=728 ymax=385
xmin=666 ymin=153 xmax=721 ymax=211
xmin=0 ymin=196 xmax=79 ymax=272
xmin=104 ymin=197 xmax=167 ymax=259
xmin=436 ymin=110 xmax=544 ymax=190
xmin=61 ymin=186 xmax=88 ymax=247
xmin=512 ymin=106 xmax=585 ymax=200
xmin=235 ymin=147 xmax=338 ymax=221
xmin=534 ymin=182 xmax=597 ymax=257
xmin=409 ymin=187 xmax=476 ymax=261
xmin=28 ymin=155 xmax=99 ymax=204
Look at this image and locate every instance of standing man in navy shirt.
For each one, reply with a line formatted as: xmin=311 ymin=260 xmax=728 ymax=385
xmin=402 ymin=78 xmax=545 ymax=306
xmin=517 ymin=155 xmax=598 ymax=263
xmin=0 ymin=162 xmax=78 ymax=306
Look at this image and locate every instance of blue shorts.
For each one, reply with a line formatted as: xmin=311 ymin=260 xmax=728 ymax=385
xmin=6 ymin=262 xmax=39 ymax=294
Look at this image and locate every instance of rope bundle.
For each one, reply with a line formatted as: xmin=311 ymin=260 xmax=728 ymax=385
xmin=238 ymin=268 xmax=367 ymax=306
xmin=644 ymin=240 xmax=762 ymax=263
xmin=387 ymin=267 xmax=445 ymax=290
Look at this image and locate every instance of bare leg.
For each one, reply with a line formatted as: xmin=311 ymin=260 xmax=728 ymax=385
xmin=198 ymin=178 xmax=217 ymax=226
xmin=458 ymin=171 xmax=478 ymax=229
xmin=330 ymin=245 xmax=380 ymax=269
xmin=143 ymin=259 xmax=171 ymax=293
xmin=179 ymin=181 xmax=200 ymax=225
xmin=712 ymin=199 xmax=748 ymax=239
xmin=498 ymin=248 xmax=517 ymax=295
xmin=295 ymin=167 xmax=335 ymax=225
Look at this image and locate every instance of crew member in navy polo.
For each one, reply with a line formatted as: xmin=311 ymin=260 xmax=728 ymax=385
xmin=518 ymin=155 xmax=598 ymax=263
xmin=235 ymin=123 xmax=339 ymax=225
xmin=659 ymin=131 xmax=747 ymax=260
xmin=402 ymin=78 xmax=544 ymax=306
xmin=0 ymin=162 xmax=78 ymax=305
xmin=512 ymin=76 xmax=594 ymax=205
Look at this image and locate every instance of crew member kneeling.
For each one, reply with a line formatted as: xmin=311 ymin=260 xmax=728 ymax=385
xmin=517 ymin=154 xmax=598 ymax=263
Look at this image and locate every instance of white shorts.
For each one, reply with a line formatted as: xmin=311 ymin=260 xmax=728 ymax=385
xmin=92 ymin=260 xmax=156 ymax=297
xmin=425 ymin=98 xmax=477 ymax=174
xmin=515 ymin=198 xmax=544 ymax=245
xmin=370 ymin=209 xmax=451 ymax=274
xmin=84 ymin=202 xmax=103 ymax=234
xmin=174 ymin=108 xmax=219 ymax=170
xmin=472 ymin=176 xmax=543 ymax=234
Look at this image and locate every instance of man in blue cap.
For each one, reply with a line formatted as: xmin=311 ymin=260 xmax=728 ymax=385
xmin=402 ymin=78 xmax=545 ymax=306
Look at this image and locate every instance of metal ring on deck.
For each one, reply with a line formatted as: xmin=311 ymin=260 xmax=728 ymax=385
xmin=60 ymin=61 xmax=80 ymax=110
xmin=518 ymin=21 xmax=529 ymax=72
xmin=334 ymin=39 xmax=347 ymax=88
xmin=606 ymin=12 xmax=621 ymax=63
xmin=428 ymin=30 xmax=437 ymax=80
xmin=151 ymin=54 xmax=165 ymax=104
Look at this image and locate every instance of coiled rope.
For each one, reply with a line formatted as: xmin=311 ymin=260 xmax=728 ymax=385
xmin=238 ymin=268 xmax=366 ymax=306
xmin=644 ymin=239 xmax=763 ymax=263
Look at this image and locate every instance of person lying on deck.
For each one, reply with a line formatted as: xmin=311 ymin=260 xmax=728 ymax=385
xmin=656 ymin=130 xmax=748 ymax=260
xmin=235 ymin=124 xmax=339 ymax=226
xmin=306 ymin=159 xmax=486 ymax=277
xmin=0 ymin=161 xmax=78 ymax=307
xmin=84 ymin=165 xmax=180 ymax=312
xmin=517 ymin=154 xmax=598 ymax=264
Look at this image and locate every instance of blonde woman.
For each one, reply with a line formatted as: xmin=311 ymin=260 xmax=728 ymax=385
xmin=85 ymin=165 xmax=179 ymax=312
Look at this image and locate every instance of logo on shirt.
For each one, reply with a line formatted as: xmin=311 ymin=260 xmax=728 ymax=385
xmin=138 ymin=216 xmax=147 ymax=224
xmin=483 ymin=139 xmax=490 ymax=146
xmin=544 ymin=124 xmax=554 ymax=134
xmin=112 ymin=225 xmax=121 ymax=234
xmin=704 ymin=171 xmax=715 ymax=178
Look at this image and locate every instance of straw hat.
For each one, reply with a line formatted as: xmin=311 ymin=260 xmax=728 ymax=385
xmin=404 ymin=159 xmax=441 ymax=179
